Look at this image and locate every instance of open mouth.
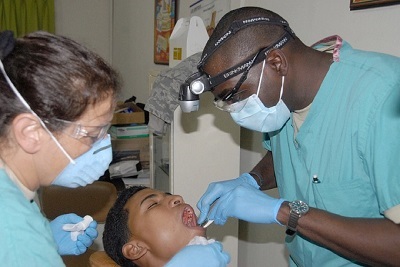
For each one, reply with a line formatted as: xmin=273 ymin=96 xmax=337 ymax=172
xmin=182 ymin=205 xmax=198 ymax=227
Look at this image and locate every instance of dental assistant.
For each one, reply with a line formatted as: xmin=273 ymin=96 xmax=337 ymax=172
xmin=0 ymin=30 xmax=229 ymax=267
xmin=0 ymin=30 xmax=118 ymax=266
xmin=193 ymin=7 xmax=400 ymax=267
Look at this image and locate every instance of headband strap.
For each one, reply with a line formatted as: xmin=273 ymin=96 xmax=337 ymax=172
xmin=198 ymin=17 xmax=295 ymax=69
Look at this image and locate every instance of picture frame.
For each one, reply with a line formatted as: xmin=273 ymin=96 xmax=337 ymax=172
xmin=154 ymin=0 xmax=177 ymax=65
xmin=350 ymin=0 xmax=400 ymax=10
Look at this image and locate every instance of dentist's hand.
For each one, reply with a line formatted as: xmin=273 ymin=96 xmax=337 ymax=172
xmin=197 ymin=173 xmax=259 ymax=224
xmin=50 ymin=213 xmax=98 ymax=255
xmin=208 ymin=185 xmax=285 ymax=225
xmin=165 ymin=241 xmax=230 ymax=267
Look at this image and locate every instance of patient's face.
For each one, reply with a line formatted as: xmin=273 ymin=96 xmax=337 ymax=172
xmin=125 ymin=188 xmax=206 ymax=261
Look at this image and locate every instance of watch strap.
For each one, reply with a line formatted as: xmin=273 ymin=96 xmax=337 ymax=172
xmin=286 ymin=210 xmax=300 ymax=236
xmin=286 ymin=200 xmax=309 ymax=236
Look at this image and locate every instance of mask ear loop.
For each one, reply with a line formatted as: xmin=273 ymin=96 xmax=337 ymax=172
xmin=279 ymin=76 xmax=285 ymax=100
xmin=256 ymin=59 xmax=266 ymax=96
xmin=0 ymin=60 xmax=75 ymax=164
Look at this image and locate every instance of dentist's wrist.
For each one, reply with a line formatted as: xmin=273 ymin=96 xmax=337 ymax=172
xmin=239 ymin=173 xmax=260 ymax=189
xmin=249 ymin=171 xmax=263 ymax=189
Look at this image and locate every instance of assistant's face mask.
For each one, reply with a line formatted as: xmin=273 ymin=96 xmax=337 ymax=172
xmin=52 ymin=135 xmax=112 ymax=188
xmin=0 ymin=60 xmax=112 ymax=188
xmin=230 ymin=59 xmax=291 ymax=133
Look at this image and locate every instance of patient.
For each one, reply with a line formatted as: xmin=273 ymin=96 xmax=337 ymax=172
xmin=103 ymin=186 xmax=210 ymax=267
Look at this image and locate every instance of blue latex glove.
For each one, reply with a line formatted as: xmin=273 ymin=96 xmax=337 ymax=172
xmin=50 ymin=213 xmax=98 ymax=255
xmin=197 ymin=173 xmax=259 ymax=224
xmin=208 ymin=185 xmax=285 ymax=225
xmin=165 ymin=241 xmax=230 ymax=267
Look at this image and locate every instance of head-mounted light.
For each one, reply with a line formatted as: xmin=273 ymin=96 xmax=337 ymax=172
xmin=179 ymin=16 xmax=296 ymax=113
xmin=178 ymin=53 xmax=261 ymax=112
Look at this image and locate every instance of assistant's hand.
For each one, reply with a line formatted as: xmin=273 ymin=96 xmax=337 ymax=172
xmin=50 ymin=213 xmax=98 ymax=255
xmin=197 ymin=173 xmax=259 ymax=224
xmin=208 ymin=185 xmax=285 ymax=225
xmin=165 ymin=241 xmax=230 ymax=267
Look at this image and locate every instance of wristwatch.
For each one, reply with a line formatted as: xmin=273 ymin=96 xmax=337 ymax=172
xmin=286 ymin=200 xmax=309 ymax=236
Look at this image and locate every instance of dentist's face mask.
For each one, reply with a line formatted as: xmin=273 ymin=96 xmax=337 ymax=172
xmin=0 ymin=60 xmax=112 ymax=188
xmin=230 ymin=59 xmax=291 ymax=133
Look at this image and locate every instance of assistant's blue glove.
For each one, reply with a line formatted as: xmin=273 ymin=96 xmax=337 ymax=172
xmin=208 ymin=185 xmax=285 ymax=225
xmin=197 ymin=173 xmax=259 ymax=224
xmin=50 ymin=213 xmax=98 ymax=255
xmin=165 ymin=241 xmax=230 ymax=267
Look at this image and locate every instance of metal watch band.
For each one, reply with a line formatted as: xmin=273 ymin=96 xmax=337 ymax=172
xmin=286 ymin=210 xmax=300 ymax=236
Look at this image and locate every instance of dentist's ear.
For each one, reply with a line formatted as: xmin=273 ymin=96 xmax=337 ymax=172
xmin=266 ymin=49 xmax=288 ymax=76
xmin=12 ymin=113 xmax=44 ymax=154
xmin=122 ymin=241 xmax=148 ymax=261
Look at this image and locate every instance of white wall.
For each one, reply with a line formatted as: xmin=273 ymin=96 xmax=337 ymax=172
xmin=112 ymin=0 xmax=160 ymax=102
xmin=54 ymin=0 xmax=113 ymax=63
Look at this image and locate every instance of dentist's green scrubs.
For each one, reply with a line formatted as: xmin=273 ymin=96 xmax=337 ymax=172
xmin=264 ymin=37 xmax=400 ymax=267
xmin=0 ymin=168 xmax=65 ymax=266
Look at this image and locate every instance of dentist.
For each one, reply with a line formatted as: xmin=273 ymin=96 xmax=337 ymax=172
xmin=193 ymin=7 xmax=400 ymax=267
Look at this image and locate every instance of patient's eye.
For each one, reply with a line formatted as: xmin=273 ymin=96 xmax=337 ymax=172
xmin=148 ymin=202 xmax=158 ymax=209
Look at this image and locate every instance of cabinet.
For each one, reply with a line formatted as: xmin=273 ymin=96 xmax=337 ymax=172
xmin=149 ymin=93 xmax=241 ymax=266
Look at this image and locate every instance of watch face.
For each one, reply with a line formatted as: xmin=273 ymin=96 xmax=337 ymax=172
xmin=290 ymin=200 xmax=309 ymax=214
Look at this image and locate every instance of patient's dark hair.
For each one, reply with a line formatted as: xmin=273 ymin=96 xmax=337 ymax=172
xmin=103 ymin=186 xmax=148 ymax=267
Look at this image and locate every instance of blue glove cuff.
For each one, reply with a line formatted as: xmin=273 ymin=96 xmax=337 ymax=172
xmin=273 ymin=198 xmax=286 ymax=225
xmin=240 ymin=173 xmax=260 ymax=189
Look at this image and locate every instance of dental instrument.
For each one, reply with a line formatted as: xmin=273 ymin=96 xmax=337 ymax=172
xmin=201 ymin=219 xmax=214 ymax=228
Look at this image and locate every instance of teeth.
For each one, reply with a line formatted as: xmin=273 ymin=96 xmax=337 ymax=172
xmin=183 ymin=207 xmax=195 ymax=227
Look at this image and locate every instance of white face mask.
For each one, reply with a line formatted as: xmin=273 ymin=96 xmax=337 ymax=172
xmin=52 ymin=135 xmax=112 ymax=188
xmin=230 ymin=60 xmax=290 ymax=133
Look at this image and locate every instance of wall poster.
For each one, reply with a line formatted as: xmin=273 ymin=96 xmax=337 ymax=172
xmin=154 ymin=0 xmax=177 ymax=65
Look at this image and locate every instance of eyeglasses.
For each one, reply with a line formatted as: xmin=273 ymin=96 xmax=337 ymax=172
xmin=213 ymin=46 xmax=267 ymax=112
xmin=212 ymin=32 xmax=292 ymax=112
xmin=44 ymin=118 xmax=111 ymax=146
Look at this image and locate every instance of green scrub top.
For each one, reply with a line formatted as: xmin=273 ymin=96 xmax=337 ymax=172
xmin=264 ymin=40 xmax=400 ymax=266
xmin=0 ymin=169 xmax=65 ymax=266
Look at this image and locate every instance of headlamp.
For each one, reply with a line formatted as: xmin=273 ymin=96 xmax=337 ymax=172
xmin=179 ymin=16 xmax=296 ymax=113
xmin=179 ymin=72 xmax=210 ymax=112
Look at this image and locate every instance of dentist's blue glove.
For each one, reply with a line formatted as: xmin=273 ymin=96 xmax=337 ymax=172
xmin=165 ymin=241 xmax=230 ymax=267
xmin=197 ymin=173 xmax=259 ymax=224
xmin=208 ymin=185 xmax=285 ymax=225
xmin=50 ymin=213 xmax=98 ymax=255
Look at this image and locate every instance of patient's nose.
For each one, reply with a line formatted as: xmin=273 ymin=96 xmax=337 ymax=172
xmin=169 ymin=195 xmax=184 ymax=206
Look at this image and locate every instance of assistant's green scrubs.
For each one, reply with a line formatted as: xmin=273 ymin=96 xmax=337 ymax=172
xmin=0 ymin=169 xmax=65 ymax=266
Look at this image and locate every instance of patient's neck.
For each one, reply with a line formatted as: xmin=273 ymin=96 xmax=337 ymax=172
xmin=135 ymin=254 xmax=168 ymax=267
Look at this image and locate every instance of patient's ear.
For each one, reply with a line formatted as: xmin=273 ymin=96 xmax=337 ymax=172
xmin=122 ymin=241 xmax=148 ymax=261
xmin=12 ymin=113 xmax=43 ymax=154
